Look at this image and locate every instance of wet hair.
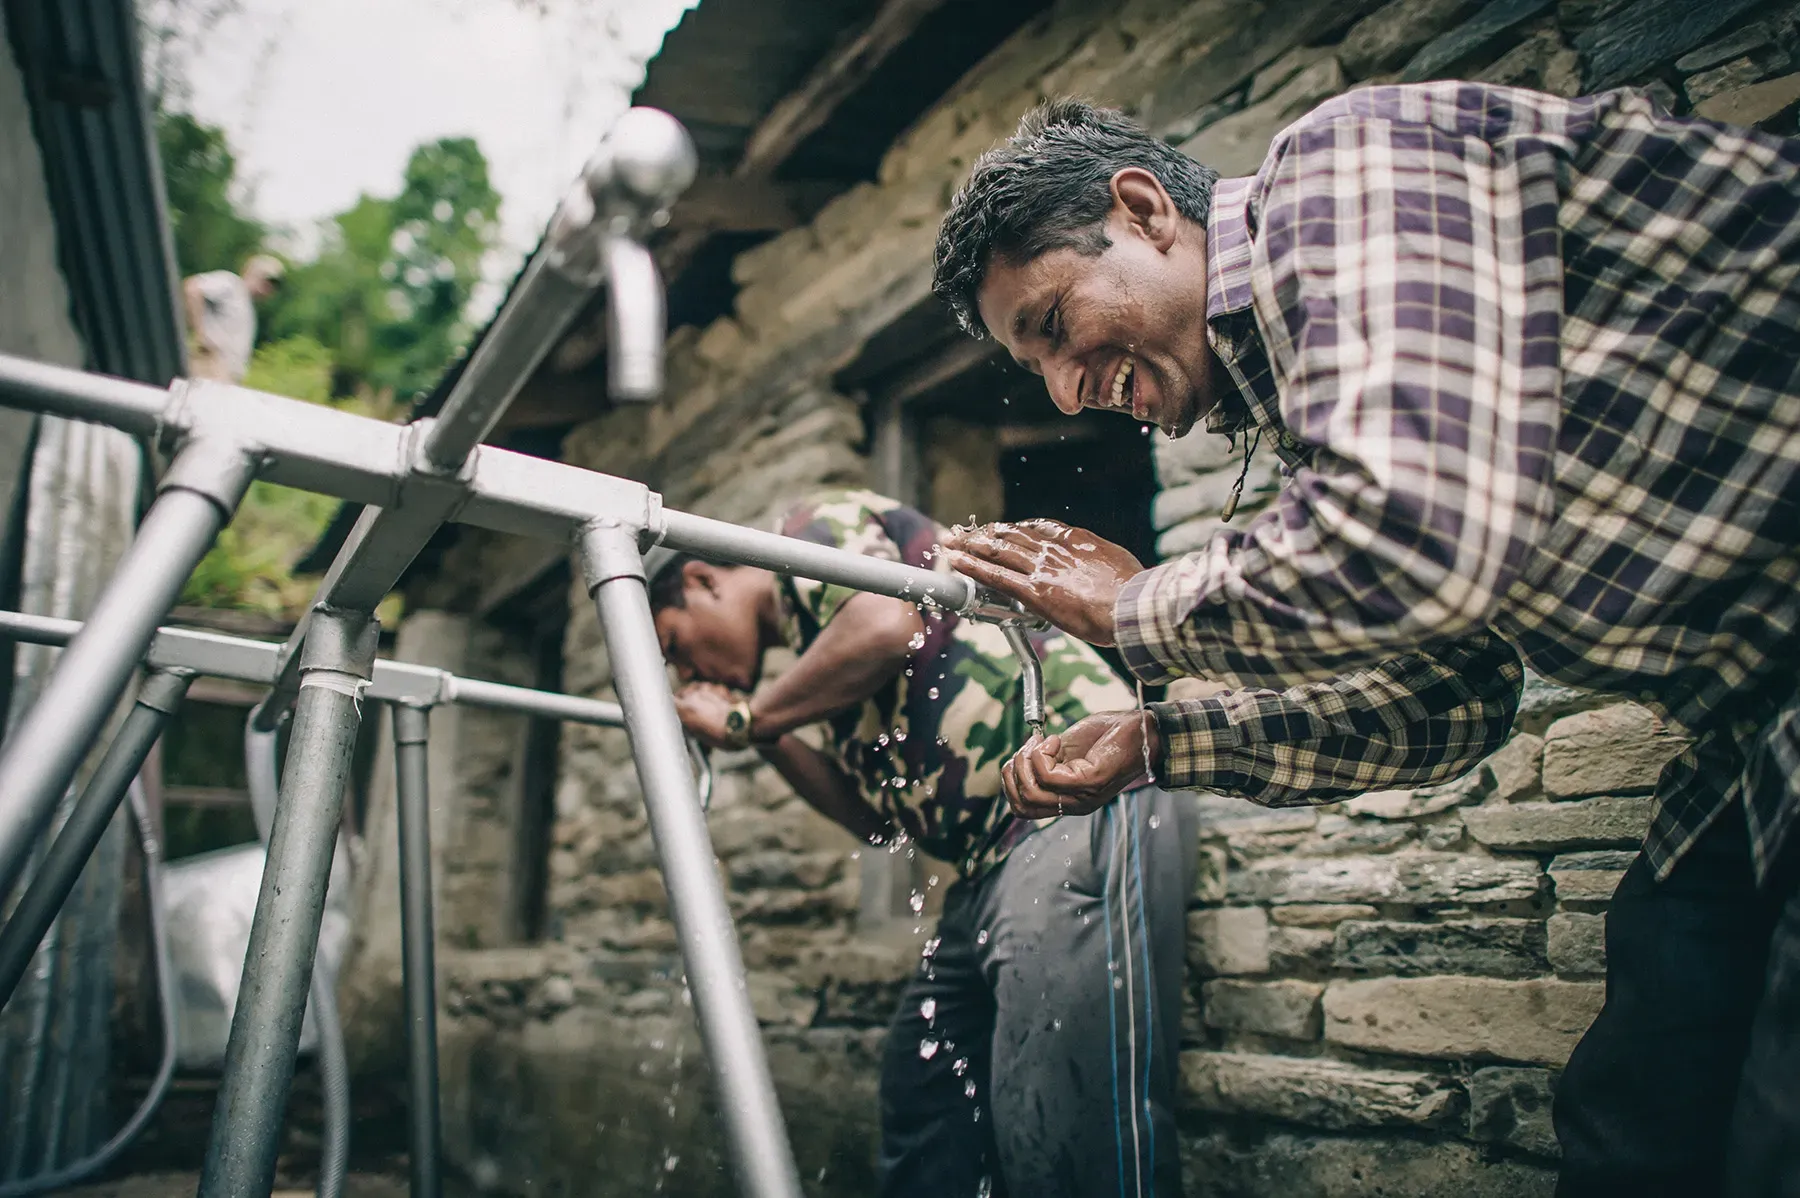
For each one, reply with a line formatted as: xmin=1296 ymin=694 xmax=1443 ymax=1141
xmin=932 ymin=98 xmax=1220 ymax=338
xmin=646 ymin=552 xmax=736 ymax=613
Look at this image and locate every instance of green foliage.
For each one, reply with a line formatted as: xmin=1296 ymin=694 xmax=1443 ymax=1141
xmin=263 ymin=136 xmax=501 ymax=405
xmin=157 ymin=110 xmax=264 ymax=276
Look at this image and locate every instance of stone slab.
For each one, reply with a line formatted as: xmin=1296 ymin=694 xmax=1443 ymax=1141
xmin=1577 ymin=0 xmax=1764 ymax=91
xmin=1203 ymin=978 xmax=1323 ymax=1039
xmin=1548 ymin=850 xmax=1635 ymax=903
xmin=1269 ymin=903 xmax=1381 ymax=927
xmin=1542 ymin=704 xmax=1685 ymax=798
xmin=1188 ymin=907 xmax=1271 ymax=977
xmin=1181 ymin=1127 xmax=1558 ymax=1196
xmin=1230 ymin=852 xmax=1544 ymax=905
xmin=1547 ymin=912 xmax=1607 ymax=977
xmin=1462 ymin=796 xmax=1653 ymax=852
xmin=1322 ymin=977 xmax=1605 ymax=1066
xmin=1469 ymin=1066 xmax=1561 ymax=1158
xmin=1696 ymin=71 xmax=1800 ymax=126
xmin=1333 ymin=918 xmax=1549 ymax=978
xmin=1399 ymin=0 xmax=1554 ymax=81
xmin=1484 ymin=732 xmax=1544 ymax=803
xmin=1181 ymin=1050 xmax=1461 ymax=1129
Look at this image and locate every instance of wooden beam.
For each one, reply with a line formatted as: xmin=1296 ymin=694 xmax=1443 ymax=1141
xmin=737 ymin=0 xmax=950 ymax=175
xmin=663 ymin=175 xmax=839 ymax=235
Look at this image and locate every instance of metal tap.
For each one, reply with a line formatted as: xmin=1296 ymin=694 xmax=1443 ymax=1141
xmin=962 ymin=585 xmax=1049 ymax=739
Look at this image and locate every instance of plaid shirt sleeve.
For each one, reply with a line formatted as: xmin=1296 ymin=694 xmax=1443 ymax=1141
xmin=1117 ymin=109 xmax=1564 ymax=689
xmin=1150 ymin=631 xmax=1523 ymax=801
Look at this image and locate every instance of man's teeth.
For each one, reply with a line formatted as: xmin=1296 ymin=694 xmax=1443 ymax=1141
xmin=1108 ymin=359 xmax=1134 ymax=408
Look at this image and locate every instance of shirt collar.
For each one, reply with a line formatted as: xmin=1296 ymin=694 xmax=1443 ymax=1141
xmin=1205 ymin=176 xmax=1257 ymax=322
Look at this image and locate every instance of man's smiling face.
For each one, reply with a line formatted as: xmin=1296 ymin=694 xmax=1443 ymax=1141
xmin=974 ymin=168 xmax=1218 ymax=438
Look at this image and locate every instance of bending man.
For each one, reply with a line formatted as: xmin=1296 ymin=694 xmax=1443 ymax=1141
xmin=934 ymin=90 xmax=1800 ymax=1194
xmin=651 ymin=488 xmax=1194 ymax=1198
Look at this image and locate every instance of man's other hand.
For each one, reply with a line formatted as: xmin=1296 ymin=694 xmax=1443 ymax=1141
xmin=942 ymin=519 xmax=1142 ymax=647
xmin=673 ymin=681 xmax=737 ymax=750
xmin=1000 ymin=710 xmax=1160 ymax=818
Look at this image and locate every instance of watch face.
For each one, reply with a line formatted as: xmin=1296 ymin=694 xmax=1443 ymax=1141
xmin=725 ymin=709 xmax=748 ymax=733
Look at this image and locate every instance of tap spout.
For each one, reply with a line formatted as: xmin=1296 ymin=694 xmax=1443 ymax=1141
xmin=1000 ymin=621 xmax=1046 ymax=737
xmin=604 ymin=236 xmax=664 ymax=401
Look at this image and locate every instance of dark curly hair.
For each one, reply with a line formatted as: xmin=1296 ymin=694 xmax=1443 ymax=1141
xmin=932 ymin=98 xmax=1220 ymax=338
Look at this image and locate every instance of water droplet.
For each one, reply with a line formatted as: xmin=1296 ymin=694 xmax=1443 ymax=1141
xmin=977 ymin=1174 xmax=991 ymax=1197
xmin=895 ymin=729 xmax=907 ymax=742
xmin=1140 ymin=424 xmax=1150 ymax=435
xmin=965 ymin=1078 xmax=979 ymax=1098
xmin=918 ymin=1038 xmax=940 ymax=1060
xmin=927 ymin=687 xmax=940 ymax=699
xmin=952 ymin=1056 xmax=969 ymax=1076
xmin=921 ymin=937 xmax=941 ymax=959
xmin=663 ymin=1154 xmax=680 ymax=1173
xmin=973 ymin=1107 xmax=982 ymax=1121
xmin=928 ymin=873 xmax=939 ymax=887
xmin=976 ymin=929 xmax=989 ymax=945
xmin=920 ymin=997 xmax=937 ymax=1021
xmin=1113 ymin=976 xmax=1124 ymax=990
xmin=877 ymin=733 xmax=891 ymax=748
xmin=1148 ymin=813 xmax=1161 ymax=829
xmin=850 ymin=850 xmax=861 ymax=860
xmin=1064 ymin=857 xmax=1073 ymax=866
xmin=909 ymin=891 xmax=925 ymax=914
xmin=1053 ymin=1018 xmax=1062 ymax=1031
xmin=907 ymin=632 xmax=926 ymax=651
xmin=905 ymin=668 xmax=914 ymax=677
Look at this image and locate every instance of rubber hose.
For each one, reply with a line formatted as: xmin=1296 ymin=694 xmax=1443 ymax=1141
xmin=245 ymin=705 xmax=349 ymax=1198
xmin=0 ymin=781 xmax=177 ymax=1197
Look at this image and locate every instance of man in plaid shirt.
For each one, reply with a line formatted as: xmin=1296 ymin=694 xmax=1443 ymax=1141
xmin=934 ymin=88 xmax=1800 ymax=1193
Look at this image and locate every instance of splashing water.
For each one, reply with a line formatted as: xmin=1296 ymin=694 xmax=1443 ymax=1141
xmin=907 ymin=631 xmax=926 ymax=651
xmin=966 ymin=1079 xmax=979 ymax=1099
xmin=909 ymin=890 xmax=925 ymax=914
xmin=919 ymin=1038 xmax=940 ymax=1060
xmin=921 ymin=936 xmax=941 ymax=959
xmin=952 ymin=1056 xmax=969 ymax=1076
xmin=921 ymin=997 xmax=937 ymax=1021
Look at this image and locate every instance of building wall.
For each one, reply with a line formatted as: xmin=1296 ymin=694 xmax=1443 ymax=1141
xmin=432 ymin=1 xmax=1800 ymax=1193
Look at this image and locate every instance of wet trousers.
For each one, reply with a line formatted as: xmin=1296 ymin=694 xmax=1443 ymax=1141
xmin=876 ymin=785 xmax=1197 ymax=1198
xmin=1555 ymin=799 xmax=1800 ymax=1196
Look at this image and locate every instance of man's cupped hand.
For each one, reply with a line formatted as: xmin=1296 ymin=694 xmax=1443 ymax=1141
xmin=1001 ymin=710 xmax=1160 ymax=818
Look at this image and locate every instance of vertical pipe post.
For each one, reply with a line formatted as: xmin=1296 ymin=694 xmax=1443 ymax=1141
xmin=392 ymin=702 xmax=442 ymax=1198
xmin=198 ymin=608 xmax=379 ymax=1198
xmin=0 ymin=440 xmax=255 ymax=903
xmin=0 ymin=668 xmax=192 ymax=1008
xmin=580 ymin=522 xmax=803 ymax=1198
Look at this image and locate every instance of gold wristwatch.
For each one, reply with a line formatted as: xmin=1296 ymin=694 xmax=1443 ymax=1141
xmin=721 ymin=697 xmax=755 ymax=751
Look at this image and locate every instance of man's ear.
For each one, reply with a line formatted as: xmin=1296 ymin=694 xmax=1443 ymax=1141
xmin=1110 ymin=167 xmax=1179 ymax=253
xmin=682 ymin=559 xmax=717 ymax=600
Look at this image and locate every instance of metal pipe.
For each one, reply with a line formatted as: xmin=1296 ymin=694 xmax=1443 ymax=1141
xmin=392 ymin=704 xmax=443 ymax=1198
xmin=0 ymin=781 xmax=180 ymax=1198
xmin=0 ymin=354 xmax=168 ymax=438
xmin=198 ymin=609 xmax=379 ymax=1198
xmin=243 ymin=709 xmax=350 ymax=1198
xmin=0 ymin=669 xmax=191 ymax=1009
xmin=581 ymin=522 xmax=802 ymax=1198
xmin=0 ymin=442 xmax=254 ymax=905
xmin=658 ymin=509 xmax=980 ymax=614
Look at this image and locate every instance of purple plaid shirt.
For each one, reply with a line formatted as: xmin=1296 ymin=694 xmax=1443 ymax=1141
xmin=1118 ymin=82 xmax=1800 ymax=882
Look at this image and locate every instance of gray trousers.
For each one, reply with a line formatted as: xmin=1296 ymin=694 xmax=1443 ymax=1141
xmin=877 ymin=785 xmax=1197 ymax=1198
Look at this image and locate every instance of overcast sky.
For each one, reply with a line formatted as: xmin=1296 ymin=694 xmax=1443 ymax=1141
xmin=181 ymin=0 xmax=695 ymax=307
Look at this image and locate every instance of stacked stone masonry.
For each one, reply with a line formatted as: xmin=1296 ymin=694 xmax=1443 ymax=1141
xmin=420 ymin=0 xmax=1794 ymax=1193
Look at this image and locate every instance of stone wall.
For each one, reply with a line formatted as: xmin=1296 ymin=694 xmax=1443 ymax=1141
xmin=1177 ymin=685 xmax=1685 ymax=1190
xmin=427 ymin=0 xmax=1800 ymax=1193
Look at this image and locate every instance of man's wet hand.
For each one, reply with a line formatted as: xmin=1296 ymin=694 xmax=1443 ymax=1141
xmin=673 ymin=682 xmax=737 ymax=750
xmin=1000 ymin=710 xmax=1160 ymax=818
xmin=942 ymin=519 xmax=1142 ymax=647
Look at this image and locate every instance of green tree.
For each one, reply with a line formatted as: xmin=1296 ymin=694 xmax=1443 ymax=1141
xmin=263 ymin=137 xmax=500 ymax=405
xmin=157 ymin=110 xmax=265 ymax=276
